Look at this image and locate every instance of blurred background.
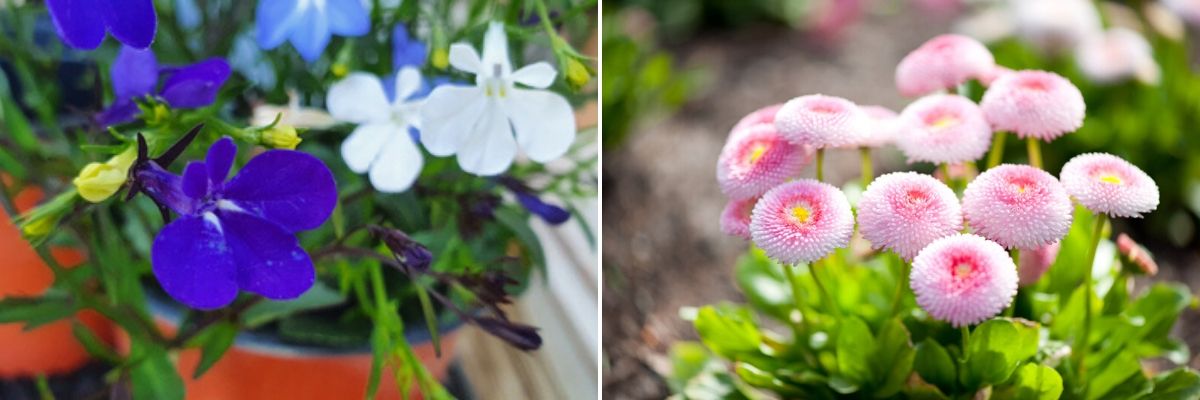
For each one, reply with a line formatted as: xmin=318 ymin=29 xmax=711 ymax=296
xmin=601 ymin=0 xmax=1200 ymax=398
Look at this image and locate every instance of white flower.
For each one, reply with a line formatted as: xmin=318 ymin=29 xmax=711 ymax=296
xmin=1074 ymin=28 xmax=1160 ymax=85
xmin=327 ymin=67 xmax=426 ymax=192
xmin=420 ymin=22 xmax=575 ymax=176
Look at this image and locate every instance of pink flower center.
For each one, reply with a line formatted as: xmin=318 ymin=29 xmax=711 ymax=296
xmin=809 ymin=101 xmax=842 ymax=114
xmin=923 ymin=111 xmax=960 ymax=131
xmin=1018 ymin=77 xmax=1050 ymax=91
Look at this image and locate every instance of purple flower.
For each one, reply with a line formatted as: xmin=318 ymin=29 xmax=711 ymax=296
xmin=136 ymin=136 xmax=337 ymax=310
xmin=98 ymin=46 xmax=231 ymax=127
xmin=256 ymin=0 xmax=370 ymax=62
xmin=46 ymin=0 xmax=157 ymax=50
xmin=498 ymin=177 xmax=570 ymax=225
xmin=392 ymin=23 xmax=427 ymax=70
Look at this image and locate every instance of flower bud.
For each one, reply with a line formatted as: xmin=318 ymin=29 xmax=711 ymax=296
xmin=331 ymin=63 xmax=349 ymax=78
xmin=74 ymin=147 xmax=137 ymax=203
xmin=431 ymin=47 xmax=449 ymax=70
xmin=261 ymin=125 xmax=302 ymax=149
xmin=565 ymin=57 xmax=590 ymax=90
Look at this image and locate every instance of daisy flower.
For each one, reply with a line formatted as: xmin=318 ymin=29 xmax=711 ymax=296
xmin=1011 ymin=0 xmax=1102 ymax=53
xmin=895 ymin=94 xmax=993 ymax=164
xmin=774 ymin=94 xmax=870 ymax=148
xmin=857 ymin=172 xmax=963 ymax=260
xmin=732 ymin=104 xmax=784 ymax=134
xmin=421 ymin=22 xmax=575 ymax=176
xmin=749 ymin=180 xmax=855 ymax=264
xmin=910 ymin=234 xmax=1018 ymax=327
xmin=717 ymin=124 xmax=813 ymax=199
xmin=895 ymin=34 xmax=995 ymax=97
xmin=1116 ymin=233 xmax=1158 ymax=276
xmin=1018 ymin=241 xmax=1059 ymax=286
xmin=327 ymin=67 xmax=427 ymax=192
xmin=855 ymin=105 xmax=901 ymax=148
xmin=720 ymin=197 xmax=758 ymax=240
xmin=962 ymin=164 xmax=1073 ymax=249
xmin=1060 ymin=153 xmax=1159 ymax=218
xmin=1075 ymin=28 xmax=1159 ymax=85
xmin=980 ymin=70 xmax=1085 ymax=141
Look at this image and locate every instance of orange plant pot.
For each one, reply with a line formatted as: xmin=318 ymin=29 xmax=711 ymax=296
xmin=0 ymin=186 xmax=115 ymax=378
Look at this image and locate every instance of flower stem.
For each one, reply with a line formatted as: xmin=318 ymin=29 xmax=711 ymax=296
xmin=1026 ymin=137 xmax=1043 ymax=169
xmin=889 ymin=259 xmax=910 ymax=317
xmin=1074 ymin=213 xmax=1108 ymax=396
xmin=783 ymin=264 xmax=809 ymax=329
xmin=987 ymin=131 xmax=1007 ymax=168
xmin=960 ymin=326 xmax=971 ymax=361
xmin=810 ymin=260 xmax=841 ymax=320
xmin=815 ymin=148 xmax=825 ymax=182
xmin=859 ymin=147 xmax=873 ymax=189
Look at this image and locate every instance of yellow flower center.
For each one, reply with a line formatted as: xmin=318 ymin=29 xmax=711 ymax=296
xmin=954 ymin=263 xmax=973 ymax=278
xmin=1098 ymin=173 xmax=1123 ymax=185
xmin=791 ymin=205 xmax=812 ymax=224
xmin=747 ymin=144 xmax=768 ymax=164
xmin=929 ymin=115 xmax=959 ymax=131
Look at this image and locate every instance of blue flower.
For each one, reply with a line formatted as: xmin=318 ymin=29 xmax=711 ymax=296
xmin=256 ymin=0 xmax=370 ymax=62
xmin=97 ymin=46 xmax=232 ymax=127
xmin=46 ymin=0 xmax=157 ymax=50
xmin=135 ymin=136 xmax=338 ymax=309
xmin=392 ymin=23 xmax=427 ymax=70
xmin=498 ymin=177 xmax=570 ymax=225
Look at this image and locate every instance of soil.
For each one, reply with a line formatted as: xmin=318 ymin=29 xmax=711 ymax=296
xmin=601 ymin=9 xmax=1200 ymax=400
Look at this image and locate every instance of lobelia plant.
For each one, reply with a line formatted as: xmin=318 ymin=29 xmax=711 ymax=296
xmin=0 ymin=0 xmax=595 ymax=398
xmin=673 ymin=33 xmax=1200 ymax=400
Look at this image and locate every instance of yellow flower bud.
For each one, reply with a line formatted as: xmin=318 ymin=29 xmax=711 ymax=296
xmin=331 ymin=63 xmax=349 ymax=78
xmin=565 ymin=58 xmax=591 ymax=90
xmin=262 ymin=125 xmax=302 ymax=150
xmin=432 ymin=48 xmax=449 ymax=70
xmin=73 ymin=147 xmax=137 ymax=203
xmin=22 ymin=214 xmax=57 ymax=237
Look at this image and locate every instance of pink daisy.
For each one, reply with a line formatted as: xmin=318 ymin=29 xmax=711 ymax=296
xmin=853 ymin=105 xmax=901 ymax=148
xmin=720 ymin=197 xmax=758 ymax=240
xmin=895 ymin=34 xmax=995 ymax=97
xmin=774 ymin=94 xmax=870 ymax=148
xmin=732 ymin=103 xmax=784 ymax=134
xmin=962 ymin=164 xmax=1073 ymax=249
xmin=1060 ymin=153 xmax=1159 ymax=218
xmin=979 ymin=70 xmax=1085 ymax=141
xmin=1018 ymin=241 xmax=1060 ymax=286
xmin=717 ymin=124 xmax=813 ymax=199
xmin=979 ymin=65 xmax=1014 ymax=87
xmin=750 ymin=180 xmax=855 ymax=264
xmin=857 ymin=172 xmax=963 ymax=260
xmin=895 ymin=94 xmax=993 ymax=164
xmin=1075 ymin=28 xmax=1159 ymax=85
xmin=1116 ymin=233 xmax=1158 ymax=276
xmin=910 ymin=234 xmax=1018 ymax=327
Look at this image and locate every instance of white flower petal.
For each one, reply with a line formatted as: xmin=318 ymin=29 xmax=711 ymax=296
xmin=420 ymin=85 xmax=486 ymax=156
xmin=327 ymin=73 xmax=390 ymax=123
xmin=340 ymin=123 xmax=392 ymax=173
xmin=505 ymin=89 xmax=575 ymax=163
xmin=481 ymin=22 xmax=512 ymax=78
xmin=511 ymin=62 xmax=557 ymax=89
xmin=368 ymin=134 xmax=423 ymax=193
xmin=393 ymin=67 xmax=423 ymax=102
xmin=458 ymin=105 xmax=516 ymax=176
xmin=449 ymin=43 xmax=481 ymax=75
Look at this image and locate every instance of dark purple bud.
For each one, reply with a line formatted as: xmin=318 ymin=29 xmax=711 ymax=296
xmin=370 ymin=225 xmax=433 ymax=273
xmin=474 ymin=316 xmax=543 ymax=351
xmin=515 ymin=192 xmax=570 ymax=225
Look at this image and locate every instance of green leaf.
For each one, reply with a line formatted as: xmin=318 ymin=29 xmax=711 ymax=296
xmin=669 ymin=342 xmax=714 ymax=393
xmin=871 ymin=318 xmax=915 ymax=398
xmin=71 ymin=321 xmax=119 ymax=363
xmin=188 ymin=322 xmax=238 ymax=379
xmin=834 ymin=316 xmax=875 ymax=389
xmin=0 ymin=91 xmax=37 ymax=153
xmin=241 ymin=281 xmax=346 ymax=327
xmin=735 ymin=362 xmax=809 ymax=397
xmin=915 ymin=339 xmax=957 ymax=394
xmin=694 ymin=305 xmax=762 ymax=360
xmin=1143 ymin=368 xmax=1200 ymax=400
xmin=962 ymin=318 xmax=1040 ymax=389
xmin=0 ymin=295 xmax=76 ymax=329
xmin=130 ymin=347 xmax=185 ymax=400
xmin=494 ymin=206 xmax=547 ymax=277
xmin=734 ymin=248 xmax=793 ymax=321
xmin=1088 ymin=351 xmax=1143 ymax=399
xmin=998 ymin=363 xmax=1063 ymax=400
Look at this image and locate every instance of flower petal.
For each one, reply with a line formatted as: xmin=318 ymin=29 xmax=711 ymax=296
xmin=206 ymin=137 xmax=237 ymax=185
xmin=97 ymin=99 xmax=140 ymax=127
xmin=151 ymin=214 xmax=239 ymax=310
xmin=327 ymin=73 xmax=390 ymax=123
xmin=393 ymin=67 xmax=423 ymax=103
xmin=325 ymin=0 xmax=370 ymax=36
xmin=111 ymin=46 xmax=158 ymax=101
xmin=505 ymin=89 xmax=575 ymax=163
xmin=420 ymin=85 xmax=486 ymax=156
xmin=369 ymin=134 xmax=422 ymax=193
xmin=222 ymin=150 xmax=338 ymax=233
xmin=511 ymin=62 xmax=557 ymax=89
xmin=181 ymin=161 xmax=209 ymax=199
xmin=47 ymin=0 xmax=106 ymax=50
xmin=392 ymin=24 xmax=427 ymax=69
xmin=255 ymin=0 xmax=303 ymax=50
xmin=160 ymin=58 xmax=231 ymax=109
xmin=448 ymin=43 xmax=481 ymax=75
xmin=219 ymin=210 xmax=314 ymax=301
xmin=481 ymin=22 xmax=512 ymax=78
xmin=287 ymin=6 xmax=331 ymax=62
xmin=340 ymin=123 xmax=391 ymax=174
xmin=100 ymin=0 xmax=157 ymax=49
xmin=457 ymin=105 xmax=516 ymax=176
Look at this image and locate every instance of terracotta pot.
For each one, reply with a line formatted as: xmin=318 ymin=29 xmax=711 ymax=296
xmin=118 ymin=293 xmax=462 ymax=400
xmin=0 ymin=186 xmax=114 ymax=378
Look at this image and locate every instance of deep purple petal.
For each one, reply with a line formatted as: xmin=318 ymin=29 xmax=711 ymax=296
xmin=326 ymin=0 xmax=370 ymax=36
xmin=160 ymin=58 xmax=231 ymax=108
xmin=181 ymin=161 xmax=209 ymax=199
xmin=516 ymin=192 xmax=570 ymax=225
xmin=96 ymin=99 xmax=140 ymax=127
xmin=221 ymin=150 xmax=337 ymax=233
xmin=111 ymin=46 xmax=158 ymax=100
xmin=206 ymin=137 xmax=237 ymax=185
xmin=99 ymin=0 xmax=157 ymax=49
xmin=218 ymin=210 xmax=314 ymax=300
xmin=135 ymin=163 xmax=199 ymax=215
xmin=151 ymin=215 xmax=239 ymax=310
xmin=46 ymin=0 xmax=106 ymax=50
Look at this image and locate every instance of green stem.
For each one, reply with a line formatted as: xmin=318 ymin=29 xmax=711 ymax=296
xmin=889 ymin=260 xmax=910 ymax=317
xmin=782 ymin=264 xmax=809 ymax=334
xmin=815 ymin=148 xmax=825 ymax=182
xmin=859 ymin=147 xmax=873 ymax=189
xmin=960 ymin=326 xmax=971 ymax=361
xmin=940 ymin=163 xmax=952 ymax=186
xmin=986 ymin=132 xmax=1007 ymax=168
xmin=1026 ymin=137 xmax=1043 ymax=169
xmin=810 ymin=260 xmax=841 ymax=319
xmin=1075 ymin=213 xmax=1108 ymax=395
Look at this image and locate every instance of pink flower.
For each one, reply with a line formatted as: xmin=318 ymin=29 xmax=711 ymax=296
xmin=910 ymin=234 xmax=1018 ymax=327
xmin=750 ymin=180 xmax=855 ymax=264
xmin=1075 ymin=28 xmax=1159 ymax=85
xmin=1116 ymin=233 xmax=1158 ymax=276
xmin=717 ymin=124 xmax=813 ymax=199
xmin=895 ymin=34 xmax=995 ymax=97
xmin=962 ymin=165 xmax=1073 ymax=249
xmin=895 ymin=94 xmax=993 ymax=164
xmin=1018 ymin=241 xmax=1059 ymax=286
xmin=1163 ymin=0 xmax=1200 ymax=27
xmin=857 ymin=172 xmax=962 ymax=260
xmin=980 ymin=70 xmax=1085 ymax=141
xmin=979 ymin=65 xmax=1014 ymax=87
xmin=774 ymin=94 xmax=870 ymax=148
xmin=732 ymin=103 xmax=784 ymax=135
xmin=1060 ymin=153 xmax=1159 ymax=218
xmin=854 ymin=105 xmax=901 ymax=148
xmin=721 ymin=197 xmax=758 ymax=240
